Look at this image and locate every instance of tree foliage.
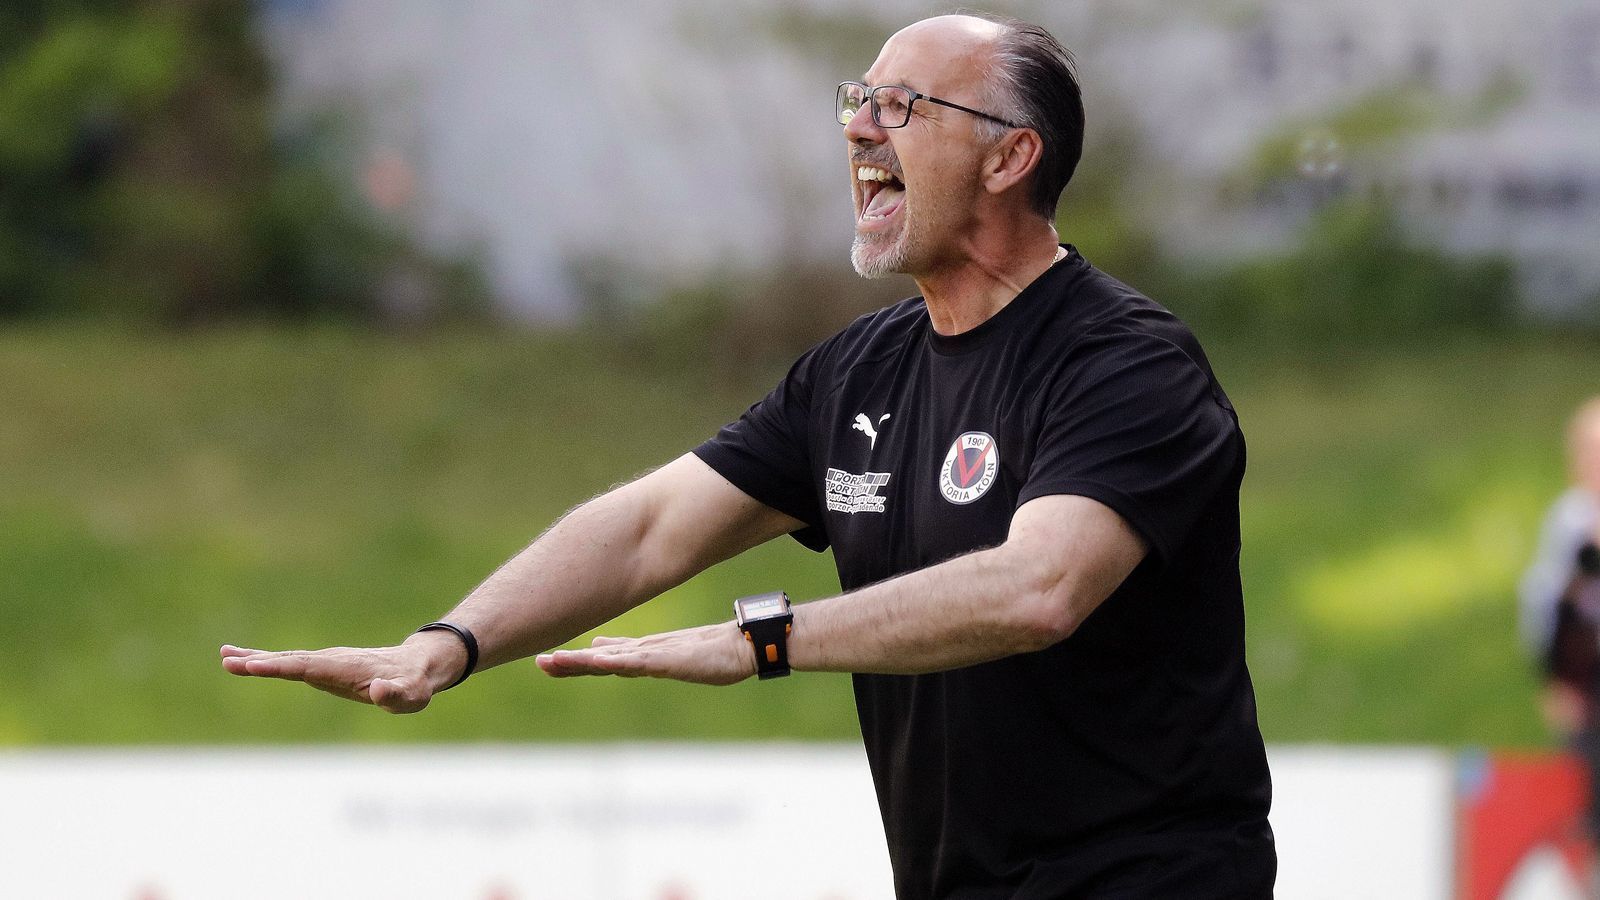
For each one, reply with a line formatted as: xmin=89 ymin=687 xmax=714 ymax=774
xmin=1176 ymin=199 xmax=1518 ymax=342
xmin=0 ymin=0 xmax=485 ymax=323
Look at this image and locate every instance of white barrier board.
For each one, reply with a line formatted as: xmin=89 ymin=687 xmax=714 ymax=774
xmin=0 ymin=745 xmax=893 ymax=900
xmin=0 ymin=744 xmax=1455 ymax=899
xmin=1268 ymin=746 xmax=1455 ymax=900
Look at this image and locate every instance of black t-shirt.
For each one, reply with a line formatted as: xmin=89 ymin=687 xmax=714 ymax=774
xmin=694 ymin=248 xmax=1275 ymax=898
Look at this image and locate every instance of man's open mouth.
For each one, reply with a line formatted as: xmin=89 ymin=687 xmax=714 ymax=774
xmin=857 ymin=165 xmax=906 ymax=222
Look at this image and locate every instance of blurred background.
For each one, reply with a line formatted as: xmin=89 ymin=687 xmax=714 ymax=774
xmin=2 ymin=0 xmax=1598 ymax=896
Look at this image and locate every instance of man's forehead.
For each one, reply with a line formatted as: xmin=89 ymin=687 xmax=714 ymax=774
xmin=863 ymin=15 xmax=1001 ymax=91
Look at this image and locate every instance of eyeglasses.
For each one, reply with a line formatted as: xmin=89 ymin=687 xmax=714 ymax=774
xmin=835 ymin=81 xmax=1022 ymax=130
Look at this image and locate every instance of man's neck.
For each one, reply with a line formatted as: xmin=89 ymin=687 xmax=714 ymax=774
xmin=913 ymin=225 xmax=1064 ymax=336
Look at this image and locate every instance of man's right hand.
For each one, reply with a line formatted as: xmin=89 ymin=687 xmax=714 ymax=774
xmin=219 ymin=630 xmax=469 ymax=714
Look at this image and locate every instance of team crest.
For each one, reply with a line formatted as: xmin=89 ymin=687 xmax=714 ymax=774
xmin=939 ymin=431 xmax=998 ymax=504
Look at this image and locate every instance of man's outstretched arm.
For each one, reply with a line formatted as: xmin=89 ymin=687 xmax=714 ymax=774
xmin=219 ymin=453 xmax=804 ymax=711
xmin=538 ymin=493 xmax=1147 ymax=680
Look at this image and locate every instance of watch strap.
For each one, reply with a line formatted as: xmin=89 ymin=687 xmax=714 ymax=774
xmin=740 ymin=616 xmax=792 ymax=679
xmin=743 ymin=616 xmax=792 ymax=679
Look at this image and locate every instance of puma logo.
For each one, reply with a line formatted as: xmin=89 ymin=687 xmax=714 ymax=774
xmin=852 ymin=413 xmax=892 ymax=449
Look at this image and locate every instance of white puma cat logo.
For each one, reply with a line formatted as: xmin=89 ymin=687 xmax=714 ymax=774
xmin=852 ymin=413 xmax=892 ymax=449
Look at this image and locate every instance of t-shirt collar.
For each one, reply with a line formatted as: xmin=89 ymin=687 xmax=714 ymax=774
xmin=925 ymin=245 xmax=1081 ymax=356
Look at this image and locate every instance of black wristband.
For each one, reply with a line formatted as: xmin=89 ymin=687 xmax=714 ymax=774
xmin=415 ymin=621 xmax=479 ymax=690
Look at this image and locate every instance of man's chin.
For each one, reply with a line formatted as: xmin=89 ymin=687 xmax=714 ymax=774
xmin=851 ymin=236 xmax=907 ymax=279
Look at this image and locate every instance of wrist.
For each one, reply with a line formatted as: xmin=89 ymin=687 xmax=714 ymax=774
xmin=403 ymin=628 xmax=472 ymax=692
xmin=784 ymin=603 xmax=813 ymax=672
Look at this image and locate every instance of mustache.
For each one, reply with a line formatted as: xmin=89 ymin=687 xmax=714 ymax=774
xmin=850 ymin=148 xmax=900 ymax=172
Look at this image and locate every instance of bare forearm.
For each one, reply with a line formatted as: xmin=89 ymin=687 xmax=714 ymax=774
xmin=787 ymin=545 xmax=1072 ymax=675
xmin=440 ymin=487 xmax=683 ymax=670
xmin=222 ymin=455 xmax=799 ymax=711
xmin=786 ymin=495 xmax=1147 ymax=675
xmin=534 ymin=495 xmax=1145 ymax=686
xmin=432 ymin=455 xmax=798 ymax=673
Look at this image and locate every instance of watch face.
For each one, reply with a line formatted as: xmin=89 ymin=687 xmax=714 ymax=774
xmin=738 ymin=593 xmax=788 ymax=621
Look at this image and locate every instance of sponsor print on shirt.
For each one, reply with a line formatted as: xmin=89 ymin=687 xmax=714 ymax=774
xmin=939 ymin=431 xmax=998 ymax=504
xmin=826 ymin=468 xmax=891 ymax=514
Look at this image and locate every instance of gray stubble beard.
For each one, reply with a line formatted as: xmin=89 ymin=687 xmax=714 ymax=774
xmin=850 ymin=206 xmax=912 ymax=279
xmin=850 ymin=235 xmax=908 ymax=279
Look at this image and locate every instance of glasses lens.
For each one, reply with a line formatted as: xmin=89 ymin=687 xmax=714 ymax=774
xmin=837 ymin=83 xmax=865 ymax=125
xmin=871 ymin=86 xmax=912 ymax=127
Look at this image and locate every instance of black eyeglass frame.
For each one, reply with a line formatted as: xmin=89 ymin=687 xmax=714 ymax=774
xmin=835 ymin=81 xmax=1023 ymax=130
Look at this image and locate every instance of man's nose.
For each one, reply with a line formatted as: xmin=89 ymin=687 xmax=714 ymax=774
xmin=843 ymin=105 xmax=887 ymax=145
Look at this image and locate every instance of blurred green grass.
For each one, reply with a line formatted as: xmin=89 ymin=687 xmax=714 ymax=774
xmin=0 ymin=326 xmax=1594 ymax=747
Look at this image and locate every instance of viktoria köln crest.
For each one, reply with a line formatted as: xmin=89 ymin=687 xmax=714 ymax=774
xmin=939 ymin=431 xmax=999 ymax=504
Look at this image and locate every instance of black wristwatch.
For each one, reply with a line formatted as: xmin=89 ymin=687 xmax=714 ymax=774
xmin=734 ymin=591 xmax=794 ymax=680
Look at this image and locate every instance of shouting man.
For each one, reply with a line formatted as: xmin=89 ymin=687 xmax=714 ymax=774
xmin=223 ymin=13 xmax=1276 ymax=897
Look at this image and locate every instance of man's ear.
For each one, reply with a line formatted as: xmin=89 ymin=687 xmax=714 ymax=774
xmin=982 ymin=128 xmax=1043 ymax=197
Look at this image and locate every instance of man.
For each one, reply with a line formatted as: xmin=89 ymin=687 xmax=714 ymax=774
xmin=222 ymin=13 xmax=1276 ymax=897
xmin=1522 ymin=397 xmax=1600 ymax=838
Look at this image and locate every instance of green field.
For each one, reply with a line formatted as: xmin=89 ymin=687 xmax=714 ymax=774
xmin=0 ymin=326 xmax=1594 ymax=746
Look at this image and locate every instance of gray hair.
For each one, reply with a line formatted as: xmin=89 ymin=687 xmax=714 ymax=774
xmin=967 ymin=14 xmax=1086 ymax=220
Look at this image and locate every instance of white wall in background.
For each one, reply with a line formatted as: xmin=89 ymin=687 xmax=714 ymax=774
xmin=0 ymin=745 xmax=890 ymax=900
xmin=1270 ymin=746 xmax=1455 ymax=900
xmin=0 ymin=745 xmax=1455 ymax=899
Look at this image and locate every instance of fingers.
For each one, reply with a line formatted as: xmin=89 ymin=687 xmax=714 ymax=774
xmin=220 ymin=645 xmax=279 ymax=676
xmin=220 ymin=645 xmax=304 ymax=676
xmin=220 ymin=642 xmax=440 ymax=713
xmin=537 ymin=647 xmax=643 ymax=678
xmin=220 ymin=646 xmax=368 ymax=686
xmin=237 ymin=653 xmax=315 ymax=680
xmin=219 ymin=646 xmax=376 ymax=694
xmin=537 ymin=624 xmax=751 ymax=686
xmin=220 ymin=644 xmax=270 ymax=675
xmin=535 ymin=635 xmax=643 ymax=677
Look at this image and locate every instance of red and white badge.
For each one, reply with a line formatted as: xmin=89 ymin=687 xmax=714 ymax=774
xmin=939 ymin=431 xmax=998 ymax=504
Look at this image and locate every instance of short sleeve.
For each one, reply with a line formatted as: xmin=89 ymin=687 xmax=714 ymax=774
xmin=693 ymin=345 xmax=830 ymax=551
xmin=1519 ymin=490 xmax=1599 ymax=657
xmin=1017 ymin=332 xmax=1242 ymax=565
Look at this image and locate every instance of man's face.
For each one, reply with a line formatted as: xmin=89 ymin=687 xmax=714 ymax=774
xmin=844 ymin=18 xmax=1002 ymax=279
xmin=1574 ymin=415 xmax=1600 ymax=496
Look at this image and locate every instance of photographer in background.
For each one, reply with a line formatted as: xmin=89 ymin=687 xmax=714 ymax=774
xmin=1521 ymin=397 xmax=1600 ymax=833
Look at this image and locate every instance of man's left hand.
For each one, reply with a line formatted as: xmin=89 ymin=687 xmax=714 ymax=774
xmin=536 ymin=621 xmax=758 ymax=685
